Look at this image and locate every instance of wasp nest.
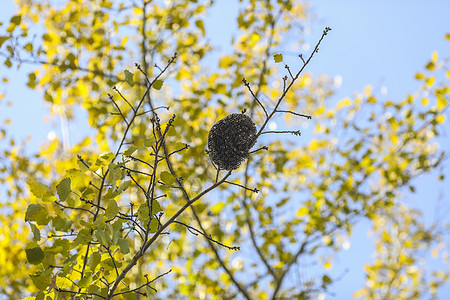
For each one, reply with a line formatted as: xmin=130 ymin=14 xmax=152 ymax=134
xmin=208 ymin=113 xmax=257 ymax=170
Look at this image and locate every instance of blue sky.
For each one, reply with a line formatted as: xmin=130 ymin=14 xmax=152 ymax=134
xmin=1 ymin=0 xmax=449 ymax=298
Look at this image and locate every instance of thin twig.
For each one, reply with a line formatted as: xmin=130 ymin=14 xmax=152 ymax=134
xmin=113 ymin=86 xmax=136 ymax=113
xmin=136 ymin=106 xmax=170 ymax=116
xmin=261 ymin=130 xmax=301 ymax=136
xmin=113 ymin=269 xmax=172 ymax=297
xmin=242 ymin=78 xmax=269 ymax=117
xmin=77 ymin=155 xmax=103 ymax=179
xmin=174 ymin=221 xmax=240 ymax=251
xmin=275 ymin=109 xmax=312 ymax=119
xmin=249 ymin=146 xmax=269 ymax=154
xmin=224 ymin=180 xmax=259 ymax=193
xmin=55 ymin=288 xmax=105 ymax=299
xmin=105 ymin=246 xmax=120 ymax=276
xmin=54 ymin=201 xmax=95 ymax=216
xmin=108 ymin=93 xmax=129 ymax=125
xmin=127 ymin=155 xmax=154 ymax=169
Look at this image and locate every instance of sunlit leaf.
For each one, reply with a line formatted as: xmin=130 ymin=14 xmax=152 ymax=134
xmin=95 ymin=229 xmax=110 ymax=247
xmin=88 ymin=252 xmax=101 ymax=271
xmin=29 ymin=223 xmax=41 ymax=242
xmin=118 ymin=238 xmax=130 ymax=254
xmin=160 ymin=171 xmax=175 ymax=185
xmin=105 ymin=200 xmax=119 ymax=219
xmin=27 ymin=180 xmax=52 ymax=200
xmin=78 ymin=276 xmax=92 ymax=288
xmin=30 ymin=272 xmax=51 ymax=290
xmin=25 ymin=204 xmax=50 ymax=226
xmin=124 ymin=69 xmax=134 ymax=87
xmin=273 ymin=54 xmax=283 ymax=63
xmin=195 ymin=19 xmax=205 ymax=36
xmin=153 ymin=79 xmax=164 ymax=90
xmin=56 ymin=178 xmax=71 ymax=201
xmin=210 ymin=202 xmax=225 ymax=214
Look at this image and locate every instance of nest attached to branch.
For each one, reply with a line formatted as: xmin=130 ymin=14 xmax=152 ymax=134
xmin=208 ymin=113 xmax=257 ymax=170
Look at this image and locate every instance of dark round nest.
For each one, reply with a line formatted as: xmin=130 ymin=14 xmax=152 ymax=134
xmin=208 ymin=113 xmax=257 ymax=170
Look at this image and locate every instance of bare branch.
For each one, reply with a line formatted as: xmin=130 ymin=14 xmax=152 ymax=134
xmin=174 ymin=221 xmax=240 ymax=251
xmin=261 ymin=130 xmax=301 ymax=136
xmin=225 ymin=180 xmax=259 ymax=193
xmin=275 ymin=109 xmax=312 ymax=119
xmin=242 ymin=77 xmax=269 ymax=117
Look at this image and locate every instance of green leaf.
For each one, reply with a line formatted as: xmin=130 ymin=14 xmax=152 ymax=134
xmin=29 ymin=223 xmax=41 ymax=242
xmin=95 ymin=229 xmax=110 ymax=247
xmin=4 ymin=58 xmax=12 ymax=68
xmin=273 ymin=54 xmax=283 ymax=63
xmin=36 ymin=291 xmax=45 ymax=300
xmin=42 ymin=33 xmax=52 ymax=42
xmin=27 ymin=72 xmax=37 ymax=89
xmin=78 ymin=275 xmax=92 ymax=288
xmin=24 ymin=42 xmax=33 ymax=52
xmin=27 ymin=179 xmax=52 ymax=200
xmin=52 ymin=215 xmax=72 ymax=232
xmin=11 ymin=15 xmax=21 ymax=25
xmin=160 ymin=171 xmax=175 ymax=185
xmin=144 ymin=139 xmax=153 ymax=147
xmin=121 ymin=291 xmax=136 ymax=300
xmin=322 ymin=274 xmax=332 ymax=286
xmin=195 ymin=19 xmax=205 ymax=36
xmin=123 ymin=145 xmax=138 ymax=156
xmin=117 ymin=180 xmax=131 ymax=193
xmin=26 ymin=246 xmax=45 ymax=265
xmin=137 ymin=205 xmax=149 ymax=224
xmin=88 ymin=252 xmax=101 ymax=271
xmin=95 ymin=152 xmax=115 ymax=167
xmin=124 ymin=69 xmax=134 ymax=87
xmin=151 ymin=200 xmax=162 ymax=214
xmin=74 ymin=228 xmax=92 ymax=245
xmin=105 ymin=200 xmax=119 ymax=219
xmin=153 ymin=79 xmax=164 ymax=90
xmin=6 ymin=15 xmax=21 ymax=33
xmin=0 ymin=36 xmax=11 ymax=47
xmin=30 ymin=272 xmax=51 ymax=290
xmin=47 ymin=239 xmax=70 ymax=254
xmin=25 ymin=204 xmax=50 ymax=225
xmin=56 ymin=178 xmax=71 ymax=201
xmin=149 ymin=218 xmax=159 ymax=233
xmin=117 ymin=238 xmax=130 ymax=254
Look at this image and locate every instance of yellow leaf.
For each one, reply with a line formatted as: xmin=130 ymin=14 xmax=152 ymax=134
xmin=432 ymin=248 xmax=439 ymax=259
xmin=251 ymin=32 xmax=261 ymax=43
xmin=296 ymin=206 xmax=308 ymax=217
xmin=366 ymin=96 xmax=376 ymax=103
xmin=432 ymin=51 xmax=438 ymax=63
xmin=210 ymin=202 xmax=226 ymax=214
xmin=421 ymin=97 xmax=429 ymax=106
xmin=273 ymin=54 xmax=283 ymax=63
xmin=324 ymin=261 xmax=332 ymax=269
xmin=415 ymin=72 xmax=425 ymax=80
xmin=436 ymin=115 xmax=445 ymax=124
xmin=425 ymin=76 xmax=435 ymax=86
xmin=363 ymin=85 xmax=372 ymax=97
xmin=437 ymin=96 xmax=448 ymax=110
xmin=336 ymin=98 xmax=351 ymax=109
